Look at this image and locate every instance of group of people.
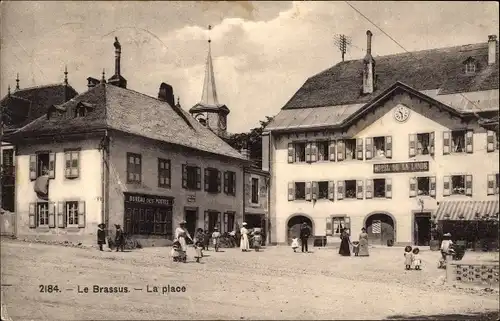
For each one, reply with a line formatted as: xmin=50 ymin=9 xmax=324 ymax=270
xmin=338 ymin=227 xmax=370 ymax=257
xmin=97 ymin=223 xmax=125 ymax=252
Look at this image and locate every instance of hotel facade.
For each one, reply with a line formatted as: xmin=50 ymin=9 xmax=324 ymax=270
xmin=263 ymin=31 xmax=499 ymax=246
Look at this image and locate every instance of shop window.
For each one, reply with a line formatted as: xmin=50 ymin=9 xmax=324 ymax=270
xmin=29 ymin=152 xmax=55 ymax=180
xmin=417 ymin=177 xmax=430 ymax=196
xmin=183 ymin=165 xmax=201 ymax=190
xmin=204 ymin=168 xmax=221 ymax=193
xmin=451 ymin=175 xmax=465 ymax=195
xmin=318 ymin=181 xmax=329 ymax=199
xmin=451 ymin=130 xmax=466 ymax=153
xmin=224 ymin=171 xmax=236 ymax=196
xmin=65 ymin=150 xmax=80 ymax=179
xmin=344 ymin=180 xmax=357 ymax=199
xmin=294 ymin=142 xmax=306 ymax=163
xmin=251 ymin=178 xmax=259 ymax=204
xmin=317 ymin=141 xmax=329 ymax=161
xmin=373 ymin=179 xmax=386 ymax=198
xmin=125 ymin=207 xmax=173 ymax=237
xmin=126 ymin=153 xmax=142 ymax=183
xmin=158 ymin=158 xmax=171 ymax=188
xmin=295 ymin=182 xmax=306 ymax=200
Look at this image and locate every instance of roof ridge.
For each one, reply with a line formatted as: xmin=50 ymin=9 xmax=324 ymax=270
xmin=10 ymin=82 xmax=71 ymax=92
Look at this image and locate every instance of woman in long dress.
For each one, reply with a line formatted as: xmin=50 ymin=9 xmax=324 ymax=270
xmin=175 ymin=221 xmax=193 ymax=262
xmin=338 ymin=229 xmax=351 ymax=256
xmin=240 ymin=222 xmax=250 ymax=252
xmin=358 ymin=227 xmax=370 ymax=257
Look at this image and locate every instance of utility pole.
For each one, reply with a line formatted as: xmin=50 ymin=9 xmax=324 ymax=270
xmin=334 ymin=34 xmax=352 ymax=62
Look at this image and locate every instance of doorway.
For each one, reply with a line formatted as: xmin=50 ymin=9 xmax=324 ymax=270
xmin=364 ymin=213 xmax=395 ymax=245
xmin=184 ymin=208 xmax=198 ymax=238
xmin=207 ymin=211 xmax=220 ymax=233
xmin=414 ymin=212 xmax=431 ymax=246
xmin=286 ymin=215 xmax=313 ymax=245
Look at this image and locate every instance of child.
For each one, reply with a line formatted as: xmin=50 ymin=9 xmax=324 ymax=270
xmin=203 ymin=230 xmax=211 ymax=251
xmin=404 ymin=245 xmax=413 ymax=270
xmin=97 ymin=223 xmax=106 ymax=251
xmin=194 ymin=228 xmax=205 ymax=257
xmin=171 ymin=241 xmax=181 ymax=262
xmin=252 ymin=229 xmax=262 ymax=252
xmin=412 ymin=247 xmax=421 ymax=270
xmin=114 ymin=224 xmax=125 ymax=252
xmin=352 ymin=241 xmax=360 ymax=256
xmin=291 ymin=237 xmax=299 ymax=252
xmin=194 ymin=240 xmax=203 ymax=263
xmin=211 ymin=227 xmax=221 ymax=252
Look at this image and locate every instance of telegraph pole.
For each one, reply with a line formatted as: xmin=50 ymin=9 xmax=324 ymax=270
xmin=334 ymin=34 xmax=352 ymax=62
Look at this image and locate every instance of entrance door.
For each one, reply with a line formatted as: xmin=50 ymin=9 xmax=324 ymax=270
xmin=184 ymin=208 xmax=198 ymax=238
xmin=414 ymin=213 xmax=431 ymax=246
xmin=208 ymin=211 xmax=220 ymax=233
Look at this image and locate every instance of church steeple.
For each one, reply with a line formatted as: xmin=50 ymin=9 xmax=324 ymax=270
xmin=189 ymin=25 xmax=230 ymax=138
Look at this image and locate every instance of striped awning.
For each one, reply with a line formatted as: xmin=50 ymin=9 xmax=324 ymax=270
xmin=435 ymin=200 xmax=500 ymax=221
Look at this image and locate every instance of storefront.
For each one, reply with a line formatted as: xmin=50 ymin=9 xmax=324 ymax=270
xmin=123 ymin=192 xmax=174 ymax=240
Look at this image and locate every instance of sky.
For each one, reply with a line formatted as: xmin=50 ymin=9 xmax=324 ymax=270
xmin=1 ymin=1 xmax=498 ymax=133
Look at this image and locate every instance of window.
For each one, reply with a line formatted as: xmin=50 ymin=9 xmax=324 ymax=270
xmin=345 ymin=139 xmax=356 ymax=160
xmin=183 ymin=165 xmax=201 ymax=190
xmin=465 ymin=62 xmax=476 ymax=74
xmin=451 ymin=175 xmax=465 ymax=195
xmin=332 ymin=217 xmax=347 ymax=237
xmin=487 ymin=130 xmax=499 ymax=152
xmin=126 ymin=153 xmax=142 ymax=183
xmin=204 ymin=168 xmax=221 ymax=193
xmin=125 ymin=206 xmax=173 ymax=238
xmin=76 ymin=108 xmax=86 ymax=117
xmin=451 ymin=130 xmax=466 ymax=153
xmin=487 ymin=174 xmax=500 ymax=195
xmin=317 ymin=141 xmax=329 ymax=161
xmin=365 ymin=136 xmax=392 ymax=159
xmin=2 ymin=149 xmax=14 ymax=166
xmin=416 ymin=133 xmax=430 ymax=155
xmin=417 ymin=177 xmax=430 ymax=196
xmin=410 ymin=176 xmax=436 ymax=198
xmin=224 ymin=171 xmax=236 ymax=196
xmin=66 ymin=201 xmax=79 ymax=226
xmin=318 ymin=181 xmax=329 ymax=199
xmin=295 ymin=182 xmax=306 ymax=200
xmin=373 ymin=179 xmax=386 ymax=198
xmin=158 ymin=158 xmax=171 ymax=188
xmin=295 ymin=142 xmax=306 ymax=162
xmin=29 ymin=152 xmax=55 ymax=180
xmin=65 ymin=150 xmax=80 ymax=179
xmin=344 ymin=180 xmax=357 ymax=199
xmin=373 ymin=137 xmax=386 ymax=158
xmin=251 ymin=178 xmax=259 ymax=204
xmin=38 ymin=202 xmax=49 ymax=226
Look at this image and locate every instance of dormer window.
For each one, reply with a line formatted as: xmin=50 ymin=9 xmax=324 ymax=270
xmin=464 ymin=57 xmax=477 ymax=74
xmin=74 ymin=102 xmax=95 ymax=118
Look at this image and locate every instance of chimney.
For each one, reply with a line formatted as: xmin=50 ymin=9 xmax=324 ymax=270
xmin=240 ymin=147 xmax=250 ymax=160
xmin=488 ymin=35 xmax=497 ymax=65
xmin=362 ymin=30 xmax=375 ymax=94
xmin=114 ymin=37 xmax=121 ymax=76
xmin=158 ymin=83 xmax=175 ymax=107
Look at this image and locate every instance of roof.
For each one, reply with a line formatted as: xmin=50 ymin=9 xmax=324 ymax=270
xmin=0 ymin=84 xmax=78 ymax=130
xmin=283 ymin=41 xmax=499 ymax=110
xmin=9 ymin=84 xmax=246 ymax=161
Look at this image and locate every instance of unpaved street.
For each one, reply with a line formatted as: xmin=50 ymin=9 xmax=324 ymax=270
xmin=1 ymin=240 xmax=499 ymax=320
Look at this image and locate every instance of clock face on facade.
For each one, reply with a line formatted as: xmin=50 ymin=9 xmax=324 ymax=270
xmin=393 ymin=105 xmax=410 ymax=123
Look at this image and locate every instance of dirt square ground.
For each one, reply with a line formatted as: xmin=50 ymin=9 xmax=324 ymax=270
xmin=1 ymin=239 xmax=499 ymax=320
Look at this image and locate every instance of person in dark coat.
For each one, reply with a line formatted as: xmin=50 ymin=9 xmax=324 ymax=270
xmin=299 ymin=222 xmax=311 ymax=253
xmin=97 ymin=223 xmax=106 ymax=251
xmin=339 ymin=228 xmax=351 ymax=256
xmin=114 ymin=224 xmax=125 ymax=252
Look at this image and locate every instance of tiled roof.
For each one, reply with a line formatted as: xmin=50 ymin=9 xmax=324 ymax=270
xmin=0 ymin=84 xmax=78 ymax=130
xmin=11 ymin=84 xmax=246 ymax=161
xmin=283 ymin=42 xmax=499 ymax=110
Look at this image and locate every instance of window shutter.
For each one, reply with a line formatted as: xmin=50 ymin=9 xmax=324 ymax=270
xmin=287 ymin=143 xmax=295 ymax=163
xmin=429 ymin=132 xmax=435 ymax=156
xmin=337 ymin=140 xmax=345 ymax=161
xmin=48 ymin=202 xmax=56 ymax=228
xmin=409 ymin=134 xmax=417 ymax=157
xmin=72 ymin=152 xmax=80 ymax=178
xmin=487 ymin=174 xmax=495 ymax=195
xmin=204 ymin=211 xmax=209 ymax=231
xmin=365 ymin=179 xmax=373 ymax=199
xmin=356 ymin=180 xmax=364 ymax=199
xmin=217 ymin=170 xmax=222 ymax=193
xmin=310 ymin=142 xmax=318 ymax=163
xmin=329 ymin=140 xmax=336 ymax=161
xmin=487 ymin=130 xmax=495 ymax=152
xmin=312 ymin=181 xmax=318 ymax=200
xmin=409 ymin=177 xmax=417 ymax=198
xmin=466 ymin=130 xmax=474 ymax=154
xmin=465 ymin=175 xmax=473 ymax=196
xmin=57 ymin=202 xmax=65 ymax=228
xmin=29 ymin=203 xmax=36 ymax=228
xmin=196 ymin=167 xmax=201 ymax=190
xmin=385 ymin=178 xmax=392 ymax=199
xmin=305 ymin=182 xmax=312 ymax=201
xmin=182 ymin=164 xmax=187 ymax=188
xmin=356 ymin=139 xmax=364 ymax=160
xmin=429 ymin=176 xmax=436 ymax=198
xmin=326 ymin=217 xmax=333 ymax=236
xmin=49 ymin=153 xmax=56 ymax=179
xmin=232 ymin=173 xmax=236 ymax=195
xmin=29 ymin=155 xmax=37 ymax=180
xmin=288 ymin=182 xmax=295 ymax=201
xmin=443 ymin=131 xmax=451 ymax=155
xmin=204 ymin=169 xmax=209 ymax=191
xmin=223 ymin=213 xmax=228 ymax=233
xmin=385 ymin=136 xmax=392 ymax=158
xmin=65 ymin=152 xmax=71 ymax=178
xmin=217 ymin=212 xmax=222 ymax=231
xmin=224 ymin=172 xmax=229 ymax=194
xmin=305 ymin=142 xmax=312 ymax=163
xmin=443 ymin=176 xmax=451 ymax=196
xmin=78 ymin=201 xmax=86 ymax=228
xmin=328 ymin=181 xmax=335 ymax=201
xmin=365 ymin=137 xmax=373 ymax=160
xmin=337 ymin=181 xmax=344 ymax=200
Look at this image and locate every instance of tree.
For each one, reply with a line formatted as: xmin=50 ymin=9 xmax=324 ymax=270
xmin=224 ymin=116 xmax=274 ymax=168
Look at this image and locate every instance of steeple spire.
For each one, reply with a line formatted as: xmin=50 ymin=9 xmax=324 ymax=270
xmin=15 ymin=73 xmax=20 ymax=90
xmin=200 ymin=25 xmax=219 ymax=106
xmin=101 ymin=69 xmax=106 ymax=83
xmin=64 ymin=66 xmax=68 ymax=85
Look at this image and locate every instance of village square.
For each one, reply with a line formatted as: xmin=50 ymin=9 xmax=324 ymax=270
xmin=1 ymin=1 xmax=499 ymax=320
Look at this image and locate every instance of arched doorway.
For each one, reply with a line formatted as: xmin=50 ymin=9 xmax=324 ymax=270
xmin=286 ymin=214 xmax=313 ymax=245
xmin=363 ymin=212 xmax=396 ymax=246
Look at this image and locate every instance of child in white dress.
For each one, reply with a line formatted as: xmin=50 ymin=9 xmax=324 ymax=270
xmin=404 ymin=246 xmax=413 ymax=270
xmin=412 ymin=247 xmax=421 ymax=270
xmin=291 ymin=237 xmax=299 ymax=252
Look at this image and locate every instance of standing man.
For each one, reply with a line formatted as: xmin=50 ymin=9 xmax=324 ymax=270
xmin=300 ymin=222 xmax=311 ymax=253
